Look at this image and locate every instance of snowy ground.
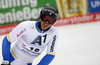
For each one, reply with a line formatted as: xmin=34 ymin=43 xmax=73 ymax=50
xmin=0 ymin=21 xmax=100 ymax=65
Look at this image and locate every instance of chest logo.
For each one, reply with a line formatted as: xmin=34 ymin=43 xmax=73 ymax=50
xmin=31 ymin=34 xmax=47 ymax=46
xmin=17 ymin=30 xmax=24 ymax=37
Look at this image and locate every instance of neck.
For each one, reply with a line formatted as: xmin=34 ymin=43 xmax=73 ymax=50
xmin=38 ymin=22 xmax=51 ymax=31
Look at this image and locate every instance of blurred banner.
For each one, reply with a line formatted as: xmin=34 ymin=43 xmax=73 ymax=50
xmin=54 ymin=12 xmax=100 ymax=26
xmin=88 ymin=0 xmax=100 ymax=13
xmin=0 ymin=0 xmax=57 ymax=25
xmin=0 ymin=0 xmax=100 ymax=35
xmin=56 ymin=0 xmax=88 ymax=18
xmin=0 ymin=0 xmax=57 ymax=35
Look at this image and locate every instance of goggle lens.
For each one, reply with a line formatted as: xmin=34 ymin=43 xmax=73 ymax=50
xmin=42 ymin=16 xmax=55 ymax=25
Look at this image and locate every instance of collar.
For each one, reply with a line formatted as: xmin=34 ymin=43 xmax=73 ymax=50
xmin=35 ymin=21 xmax=47 ymax=33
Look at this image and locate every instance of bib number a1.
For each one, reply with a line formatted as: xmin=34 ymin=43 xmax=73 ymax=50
xmin=31 ymin=34 xmax=47 ymax=45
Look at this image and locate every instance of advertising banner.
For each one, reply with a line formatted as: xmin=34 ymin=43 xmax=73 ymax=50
xmin=0 ymin=0 xmax=100 ymax=35
xmin=54 ymin=12 xmax=100 ymax=26
xmin=0 ymin=0 xmax=57 ymax=25
xmin=0 ymin=0 xmax=58 ymax=35
xmin=56 ymin=0 xmax=88 ymax=18
xmin=88 ymin=0 xmax=100 ymax=13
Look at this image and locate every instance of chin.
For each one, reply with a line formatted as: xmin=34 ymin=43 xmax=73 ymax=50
xmin=43 ymin=28 xmax=46 ymax=30
xmin=41 ymin=27 xmax=45 ymax=30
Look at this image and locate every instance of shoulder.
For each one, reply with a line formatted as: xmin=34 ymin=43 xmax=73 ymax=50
xmin=20 ymin=20 xmax=36 ymax=25
xmin=18 ymin=21 xmax=37 ymax=27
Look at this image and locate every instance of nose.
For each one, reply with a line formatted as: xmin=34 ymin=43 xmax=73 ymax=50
xmin=44 ymin=20 xmax=49 ymax=24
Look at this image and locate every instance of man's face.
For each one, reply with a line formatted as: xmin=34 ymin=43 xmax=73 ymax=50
xmin=40 ymin=16 xmax=54 ymax=30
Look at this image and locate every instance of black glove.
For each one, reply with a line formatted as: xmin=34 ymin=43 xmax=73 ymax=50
xmin=1 ymin=60 xmax=10 ymax=65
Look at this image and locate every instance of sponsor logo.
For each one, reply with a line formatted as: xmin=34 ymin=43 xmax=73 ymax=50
xmin=22 ymin=43 xmax=26 ymax=47
xmin=17 ymin=30 xmax=24 ymax=37
xmin=91 ymin=1 xmax=100 ymax=8
xmin=50 ymin=35 xmax=56 ymax=52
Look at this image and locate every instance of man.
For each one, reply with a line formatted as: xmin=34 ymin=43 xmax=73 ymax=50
xmin=1 ymin=5 xmax=59 ymax=65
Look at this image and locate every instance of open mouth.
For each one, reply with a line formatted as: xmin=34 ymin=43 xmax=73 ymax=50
xmin=43 ymin=23 xmax=48 ymax=27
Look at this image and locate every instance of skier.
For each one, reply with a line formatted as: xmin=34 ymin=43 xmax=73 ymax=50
xmin=1 ymin=5 xmax=59 ymax=65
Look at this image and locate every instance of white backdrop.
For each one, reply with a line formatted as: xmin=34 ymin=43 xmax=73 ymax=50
xmin=0 ymin=21 xmax=100 ymax=65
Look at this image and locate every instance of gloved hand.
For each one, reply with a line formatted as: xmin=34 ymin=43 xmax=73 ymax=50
xmin=1 ymin=60 xmax=10 ymax=65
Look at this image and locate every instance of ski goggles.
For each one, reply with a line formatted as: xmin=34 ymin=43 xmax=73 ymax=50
xmin=41 ymin=16 xmax=56 ymax=25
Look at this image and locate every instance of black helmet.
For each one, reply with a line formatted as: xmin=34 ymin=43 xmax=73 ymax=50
xmin=40 ymin=5 xmax=59 ymax=24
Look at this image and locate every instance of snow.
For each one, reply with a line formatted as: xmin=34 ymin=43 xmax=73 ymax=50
xmin=0 ymin=21 xmax=100 ymax=65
